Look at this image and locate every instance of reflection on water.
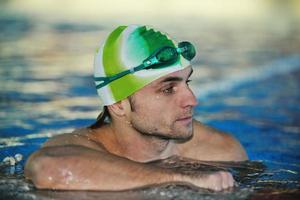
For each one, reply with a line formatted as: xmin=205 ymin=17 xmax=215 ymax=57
xmin=1 ymin=3 xmax=300 ymax=199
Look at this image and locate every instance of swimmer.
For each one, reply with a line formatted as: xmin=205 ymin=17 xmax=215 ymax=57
xmin=25 ymin=25 xmax=248 ymax=191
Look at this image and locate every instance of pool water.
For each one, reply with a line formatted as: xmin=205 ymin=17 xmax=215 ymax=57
xmin=1 ymin=13 xmax=300 ymax=199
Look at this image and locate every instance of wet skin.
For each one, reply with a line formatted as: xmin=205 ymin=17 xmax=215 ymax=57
xmin=25 ymin=67 xmax=248 ymax=191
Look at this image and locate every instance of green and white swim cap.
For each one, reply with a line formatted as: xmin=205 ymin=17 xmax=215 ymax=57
xmin=94 ymin=25 xmax=191 ymax=105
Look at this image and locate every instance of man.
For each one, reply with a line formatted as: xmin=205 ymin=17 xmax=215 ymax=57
xmin=25 ymin=25 xmax=248 ymax=191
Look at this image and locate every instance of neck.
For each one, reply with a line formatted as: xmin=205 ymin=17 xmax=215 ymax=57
xmin=98 ymin=120 xmax=176 ymax=162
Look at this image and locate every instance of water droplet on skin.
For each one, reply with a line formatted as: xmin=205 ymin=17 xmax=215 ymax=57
xmin=63 ymin=171 xmax=74 ymax=184
xmin=125 ymin=120 xmax=133 ymax=126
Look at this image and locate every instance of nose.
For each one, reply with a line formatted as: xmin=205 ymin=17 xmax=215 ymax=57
xmin=180 ymin=86 xmax=198 ymax=108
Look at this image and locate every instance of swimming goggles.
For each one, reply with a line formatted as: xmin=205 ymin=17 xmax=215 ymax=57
xmin=94 ymin=41 xmax=196 ymax=89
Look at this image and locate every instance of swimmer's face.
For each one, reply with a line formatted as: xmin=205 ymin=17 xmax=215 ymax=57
xmin=126 ymin=66 xmax=197 ymax=141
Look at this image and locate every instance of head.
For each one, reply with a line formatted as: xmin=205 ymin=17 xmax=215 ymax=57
xmin=124 ymin=66 xmax=197 ymax=141
xmin=92 ymin=25 xmax=197 ymax=141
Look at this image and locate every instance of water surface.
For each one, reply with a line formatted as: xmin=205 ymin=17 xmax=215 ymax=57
xmin=1 ymin=12 xmax=300 ymax=199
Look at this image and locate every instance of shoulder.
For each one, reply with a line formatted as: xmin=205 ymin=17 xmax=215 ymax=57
xmin=42 ymin=127 xmax=105 ymax=151
xmin=177 ymin=120 xmax=248 ymax=161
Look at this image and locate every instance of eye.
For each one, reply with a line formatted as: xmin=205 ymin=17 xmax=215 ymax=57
xmin=162 ymin=87 xmax=175 ymax=94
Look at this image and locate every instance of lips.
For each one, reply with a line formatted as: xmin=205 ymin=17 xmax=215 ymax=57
xmin=177 ymin=116 xmax=192 ymax=121
xmin=176 ymin=116 xmax=193 ymax=124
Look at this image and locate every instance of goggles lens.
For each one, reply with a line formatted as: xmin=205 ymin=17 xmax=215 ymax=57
xmin=156 ymin=47 xmax=178 ymax=63
xmin=178 ymin=41 xmax=196 ymax=61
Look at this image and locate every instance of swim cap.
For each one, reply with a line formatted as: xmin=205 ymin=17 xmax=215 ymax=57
xmin=94 ymin=25 xmax=191 ymax=105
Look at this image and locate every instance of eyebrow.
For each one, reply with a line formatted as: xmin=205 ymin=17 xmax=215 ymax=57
xmin=161 ymin=68 xmax=193 ymax=83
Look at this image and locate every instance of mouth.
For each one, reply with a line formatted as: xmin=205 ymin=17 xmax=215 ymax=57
xmin=176 ymin=116 xmax=193 ymax=125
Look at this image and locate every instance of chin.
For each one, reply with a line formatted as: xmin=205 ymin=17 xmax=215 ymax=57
xmin=147 ymin=128 xmax=193 ymax=142
xmin=169 ymin=128 xmax=194 ymax=142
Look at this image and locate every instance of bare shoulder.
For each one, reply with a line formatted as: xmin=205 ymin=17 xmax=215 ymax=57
xmin=177 ymin=120 xmax=248 ymax=161
xmin=42 ymin=127 xmax=104 ymax=151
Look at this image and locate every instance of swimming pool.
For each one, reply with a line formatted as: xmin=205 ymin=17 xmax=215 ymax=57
xmin=1 ymin=14 xmax=300 ymax=199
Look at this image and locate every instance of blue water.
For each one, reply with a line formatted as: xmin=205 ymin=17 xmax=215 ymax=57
xmin=198 ymin=69 xmax=300 ymax=163
xmin=1 ymin=13 xmax=300 ymax=199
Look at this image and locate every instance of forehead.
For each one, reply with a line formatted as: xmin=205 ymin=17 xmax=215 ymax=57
xmin=126 ymin=66 xmax=193 ymax=100
xmin=135 ymin=66 xmax=192 ymax=93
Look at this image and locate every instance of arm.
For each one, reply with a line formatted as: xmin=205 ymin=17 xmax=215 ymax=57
xmin=25 ymin=145 xmax=175 ymax=190
xmin=25 ymin=144 xmax=234 ymax=191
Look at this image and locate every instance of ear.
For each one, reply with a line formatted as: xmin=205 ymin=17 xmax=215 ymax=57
xmin=107 ymin=99 xmax=131 ymax=117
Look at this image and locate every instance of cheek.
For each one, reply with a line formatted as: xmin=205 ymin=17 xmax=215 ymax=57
xmin=134 ymin=92 xmax=176 ymax=119
xmin=149 ymin=97 xmax=176 ymax=120
xmin=135 ymin=96 xmax=165 ymax=116
xmin=149 ymin=95 xmax=171 ymax=110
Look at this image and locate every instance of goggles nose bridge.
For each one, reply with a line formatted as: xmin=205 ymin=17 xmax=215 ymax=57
xmin=177 ymin=46 xmax=187 ymax=54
